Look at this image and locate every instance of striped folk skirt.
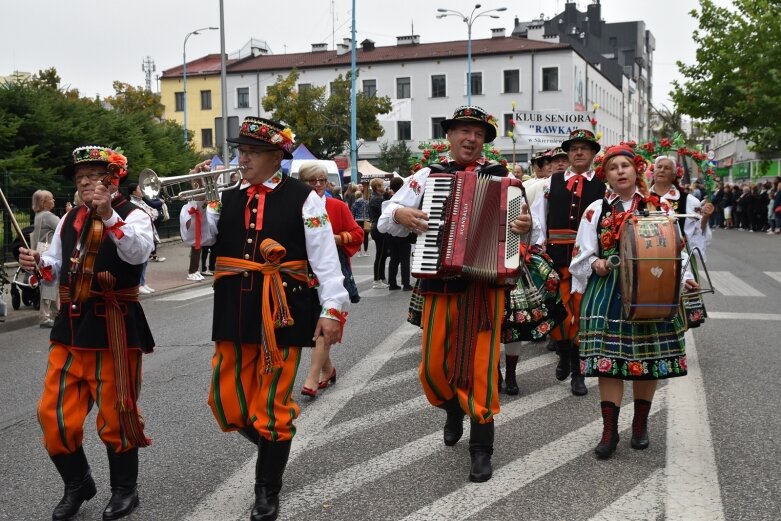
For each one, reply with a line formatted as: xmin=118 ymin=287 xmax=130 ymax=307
xmin=578 ymin=269 xmax=688 ymax=381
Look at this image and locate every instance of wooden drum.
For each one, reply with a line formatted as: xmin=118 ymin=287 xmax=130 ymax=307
xmin=619 ymin=214 xmax=682 ymax=320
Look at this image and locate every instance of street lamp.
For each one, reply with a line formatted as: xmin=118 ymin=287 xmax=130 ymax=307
xmin=183 ymin=26 xmax=218 ymax=145
xmin=437 ymin=4 xmax=507 ymax=105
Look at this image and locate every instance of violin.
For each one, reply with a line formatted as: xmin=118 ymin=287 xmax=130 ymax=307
xmin=71 ymin=164 xmax=122 ymax=303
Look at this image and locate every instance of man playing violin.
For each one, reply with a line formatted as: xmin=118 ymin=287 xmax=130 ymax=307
xmin=18 ymin=146 xmax=155 ymax=521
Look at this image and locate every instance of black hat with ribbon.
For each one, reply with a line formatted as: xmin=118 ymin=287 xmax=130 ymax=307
xmin=440 ymin=105 xmax=498 ymax=143
xmin=227 ymin=117 xmax=296 ymax=159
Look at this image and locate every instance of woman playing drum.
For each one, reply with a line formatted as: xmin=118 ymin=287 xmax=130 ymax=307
xmin=569 ymin=144 xmax=699 ymax=459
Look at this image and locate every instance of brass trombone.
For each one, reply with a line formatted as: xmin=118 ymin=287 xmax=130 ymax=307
xmin=138 ymin=166 xmax=246 ymax=202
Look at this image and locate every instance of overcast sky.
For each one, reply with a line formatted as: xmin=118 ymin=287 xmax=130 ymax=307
xmin=2 ymin=0 xmax=732 ymax=108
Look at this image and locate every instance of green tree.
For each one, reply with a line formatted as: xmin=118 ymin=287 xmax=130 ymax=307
xmin=377 ymin=141 xmax=413 ymax=177
xmin=106 ymin=81 xmax=165 ymax=119
xmin=0 ymin=69 xmax=199 ymax=199
xmin=263 ymin=69 xmax=391 ymax=158
xmin=672 ymin=0 xmax=781 ymax=155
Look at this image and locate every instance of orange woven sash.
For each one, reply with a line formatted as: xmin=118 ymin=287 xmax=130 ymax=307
xmin=215 ymin=239 xmax=309 ymax=373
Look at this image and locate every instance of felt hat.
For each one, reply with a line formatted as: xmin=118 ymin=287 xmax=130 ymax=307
xmin=550 ymin=147 xmax=568 ymax=159
xmin=63 ymin=145 xmax=128 ymax=183
xmin=227 ymin=117 xmax=295 ymax=159
xmin=440 ymin=105 xmax=498 ymax=143
xmin=561 ymin=128 xmax=601 ymax=153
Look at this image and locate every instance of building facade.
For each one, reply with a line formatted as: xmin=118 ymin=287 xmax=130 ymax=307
xmin=161 ymin=32 xmax=641 ymax=161
xmin=711 ymin=131 xmax=781 ymax=182
xmin=160 ymin=54 xmax=231 ymax=151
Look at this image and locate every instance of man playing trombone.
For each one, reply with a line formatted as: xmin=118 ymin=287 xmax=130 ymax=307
xmin=179 ymin=117 xmax=348 ymax=521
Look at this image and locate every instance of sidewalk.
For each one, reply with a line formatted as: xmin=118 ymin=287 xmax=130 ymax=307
xmin=0 ymin=239 xmax=203 ymax=334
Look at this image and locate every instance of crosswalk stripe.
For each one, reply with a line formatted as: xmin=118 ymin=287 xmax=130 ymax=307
xmin=709 ymin=271 xmax=765 ymax=296
xmin=367 ymin=351 xmax=557 ymax=394
xmin=708 ymin=311 xmax=781 ymax=321
xmin=310 ymin=352 xmax=559 ymax=453
xmin=587 ymin=469 xmax=663 ymax=521
xmin=763 ymin=271 xmax=781 ymax=285
xmin=665 ymin=331 xmax=725 ymax=520
xmin=403 ymin=390 xmax=666 ymax=520
xmin=156 ymin=286 xmax=213 ymax=301
xmin=278 ymin=378 xmax=600 ymax=519
xmin=184 ymin=321 xmax=419 ymax=521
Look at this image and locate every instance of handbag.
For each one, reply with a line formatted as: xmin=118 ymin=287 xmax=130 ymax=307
xmin=363 ymin=220 xmax=372 ymax=232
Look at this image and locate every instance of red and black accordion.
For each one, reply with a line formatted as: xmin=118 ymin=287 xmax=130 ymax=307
xmin=411 ymin=171 xmax=524 ymax=285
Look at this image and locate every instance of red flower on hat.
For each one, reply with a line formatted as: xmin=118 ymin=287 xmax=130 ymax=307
xmin=89 ymin=149 xmax=101 ymax=159
xmin=463 ymin=108 xmax=473 ymax=116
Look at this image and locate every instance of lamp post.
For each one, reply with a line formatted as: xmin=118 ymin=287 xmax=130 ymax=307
xmin=183 ymin=26 xmax=218 ymax=145
xmin=437 ymin=4 xmax=506 ymax=106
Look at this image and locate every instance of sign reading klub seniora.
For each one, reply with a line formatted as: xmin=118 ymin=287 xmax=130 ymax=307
xmin=513 ymin=111 xmax=593 ymax=147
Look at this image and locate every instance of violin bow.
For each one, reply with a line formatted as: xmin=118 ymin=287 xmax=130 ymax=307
xmin=0 ymin=186 xmax=45 ymax=281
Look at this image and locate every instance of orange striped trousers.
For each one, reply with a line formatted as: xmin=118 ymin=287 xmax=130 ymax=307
xmin=550 ymin=267 xmax=583 ymax=343
xmin=38 ymin=344 xmax=143 ymax=456
xmin=419 ymin=290 xmax=504 ymax=424
xmin=208 ymin=341 xmax=301 ymax=442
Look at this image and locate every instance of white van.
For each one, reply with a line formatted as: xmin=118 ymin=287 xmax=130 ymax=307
xmin=288 ymin=159 xmax=342 ymax=190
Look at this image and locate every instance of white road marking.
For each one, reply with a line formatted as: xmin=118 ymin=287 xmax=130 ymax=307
xmin=709 ymin=271 xmax=765 ymax=297
xmin=184 ymin=322 xmax=419 ymax=521
xmin=311 ymin=352 xmax=559 ymax=452
xmin=403 ymin=389 xmax=666 ymax=520
xmin=708 ymin=311 xmax=781 ymax=321
xmin=156 ymin=286 xmax=213 ymax=301
xmin=665 ymin=331 xmax=725 ymax=521
xmin=587 ymin=469 xmax=664 ymax=521
xmin=763 ymin=271 xmax=781 ymax=285
xmin=278 ymin=378 xmax=600 ymax=519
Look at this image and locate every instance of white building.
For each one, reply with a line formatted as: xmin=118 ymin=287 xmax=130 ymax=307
xmin=222 ymin=32 xmax=632 ymax=163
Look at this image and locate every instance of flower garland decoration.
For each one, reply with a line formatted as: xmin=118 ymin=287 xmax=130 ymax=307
xmin=408 ymin=141 xmax=508 ymax=173
xmin=632 ymin=132 xmax=718 ymax=197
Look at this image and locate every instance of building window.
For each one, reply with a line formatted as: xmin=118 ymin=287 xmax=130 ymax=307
xmin=503 ymin=113 xmax=515 ymax=136
xmin=396 ymin=77 xmax=411 ymax=99
xmin=363 ymin=79 xmax=377 ymax=98
xmin=298 ymin=83 xmax=312 ymax=92
xmin=397 ymin=121 xmax=411 ymax=140
xmin=200 ymin=90 xmax=212 ymax=110
xmin=542 ymin=67 xmax=559 ymax=91
xmin=432 ymin=117 xmax=446 ymax=139
xmin=431 ymin=75 xmax=446 ymax=98
xmin=503 ymin=70 xmax=520 ymax=93
xmin=469 ymin=72 xmax=483 ymax=95
xmin=201 ymin=129 xmax=214 ymax=148
xmin=237 ymin=87 xmax=250 ymax=108
xmin=175 ymin=92 xmax=184 ymax=112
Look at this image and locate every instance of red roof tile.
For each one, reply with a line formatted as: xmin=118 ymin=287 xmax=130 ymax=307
xmin=227 ymin=37 xmax=569 ymax=73
xmin=161 ymin=54 xmax=238 ymax=78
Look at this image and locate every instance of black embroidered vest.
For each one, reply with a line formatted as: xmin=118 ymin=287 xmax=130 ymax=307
xmin=51 ymin=197 xmax=155 ymax=352
xmin=212 ymin=175 xmax=321 ymax=346
xmin=546 ymin=172 xmax=605 ymax=268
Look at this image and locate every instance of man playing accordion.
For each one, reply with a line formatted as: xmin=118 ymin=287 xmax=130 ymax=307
xmin=378 ymin=105 xmax=531 ymax=482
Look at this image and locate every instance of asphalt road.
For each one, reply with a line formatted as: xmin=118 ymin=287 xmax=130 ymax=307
xmin=0 ymin=230 xmax=779 ymax=521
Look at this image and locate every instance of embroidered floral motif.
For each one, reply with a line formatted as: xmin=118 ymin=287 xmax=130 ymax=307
xmin=304 ymin=213 xmax=330 ymax=228
xmin=585 ymin=209 xmax=595 ymax=223
xmin=572 ymin=244 xmax=581 ymax=259
xmin=207 ymin=200 xmax=222 ymax=213
xmin=599 ymin=230 xmax=614 ymax=250
xmin=409 ymin=178 xmax=421 ymax=195
xmin=268 ymin=172 xmax=283 ymax=184
xmin=583 ymin=355 xmax=687 ymax=379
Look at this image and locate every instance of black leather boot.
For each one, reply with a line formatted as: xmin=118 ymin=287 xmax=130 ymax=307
xmin=555 ymin=341 xmax=571 ymax=381
xmin=504 ymin=355 xmax=519 ymax=395
xmin=238 ymin=424 xmax=261 ymax=445
xmin=631 ymin=399 xmax=652 ymax=450
xmin=441 ymin=397 xmax=465 ymax=446
xmin=497 ymin=362 xmax=504 ymax=393
xmin=103 ymin=447 xmax=139 ymax=520
xmin=50 ymin=446 xmax=97 ymax=521
xmin=594 ymin=401 xmax=620 ymax=459
xmin=251 ymin=438 xmax=292 ymax=521
xmin=468 ymin=421 xmax=494 ymax=482
xmin=570 ymin=345 xmax=588 ymax=396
